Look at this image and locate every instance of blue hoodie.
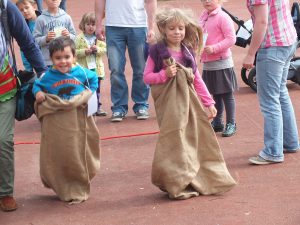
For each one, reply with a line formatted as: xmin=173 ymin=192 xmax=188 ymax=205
xmin=32 ymin=65 xmax=98 ymax=100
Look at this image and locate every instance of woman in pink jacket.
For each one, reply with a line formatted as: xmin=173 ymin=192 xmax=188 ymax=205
xmin=199 ymin=0 xmax=238 ymax=137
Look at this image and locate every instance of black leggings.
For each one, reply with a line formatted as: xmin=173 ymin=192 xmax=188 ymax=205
xmin=213 ymin=92 xmax=236 ymax=125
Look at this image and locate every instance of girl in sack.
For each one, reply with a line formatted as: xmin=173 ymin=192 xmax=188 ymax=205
xmin=143 ymin=8 xmax=236 ymax=200
xmin=33 ymin=37 xmax=100 ymax=204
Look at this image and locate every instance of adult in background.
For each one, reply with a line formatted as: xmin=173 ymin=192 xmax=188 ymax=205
xmin=35 ymin=0 xmax=66 ymax=12
xmin=243 ymin=0 xmax=300 ymax=165
xmin=95 ymin=0 xmax=157 ymax=122
xmin=0 ymin=0 xmax=46 ymax=212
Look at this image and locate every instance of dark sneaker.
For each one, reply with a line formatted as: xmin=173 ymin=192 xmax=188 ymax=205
xmin=111 ymin=112 xmax=125 ymax=122
xmin=211 ymin=121 xmax=224 ymax=132
xmin=136 ymin=109 xmax=149 ymax=120
xmin=95 ymin=108 xmax=107 ymax=117
xmin=249 ymin=155 xmax=282 ymax=165
xmin=0 ymin=196 xmax=18 ymax=212
xmin=222 ymin=123 xmax=236 ymax=137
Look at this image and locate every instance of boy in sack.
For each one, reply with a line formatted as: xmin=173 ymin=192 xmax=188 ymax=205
xmin=33 ymin=37 xmax=100 ymax=204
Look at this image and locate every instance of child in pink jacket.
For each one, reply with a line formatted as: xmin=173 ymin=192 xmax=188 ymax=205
xmin=199 ymin=0 xmax=238 ymax=137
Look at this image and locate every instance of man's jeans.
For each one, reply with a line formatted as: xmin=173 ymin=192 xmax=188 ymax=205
xmin=106 ymin=26 xmax=149 ymax=114
xmin=256 ymin=43 xmax=300 ymax=162
xmin=0 ymin=97 xmax=16 ymax=197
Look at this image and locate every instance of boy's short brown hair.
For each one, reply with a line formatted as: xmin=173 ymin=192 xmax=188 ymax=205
xmin=49 ymin=37 xmax=76 ymax=58
xmin=79 ymin=12 xmax=96 ymax=32
xmin=16 ymin=0 xmax=36 ymax=7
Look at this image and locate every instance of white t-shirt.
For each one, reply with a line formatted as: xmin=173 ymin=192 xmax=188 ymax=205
xmin=105 ymin=0 xmax=147 ymax=27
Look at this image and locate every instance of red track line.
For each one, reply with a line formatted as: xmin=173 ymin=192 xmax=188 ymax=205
xmin=14 ymin=131 xmax=160 ymax=145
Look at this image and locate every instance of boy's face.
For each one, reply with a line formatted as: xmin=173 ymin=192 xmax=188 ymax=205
xmin=17 ymin=2 xmax=36 ymax=20
xmin=51 ymin=46 xmax=75 ymax=74
xmin=44 ymin=0 xmax=61 ymax=10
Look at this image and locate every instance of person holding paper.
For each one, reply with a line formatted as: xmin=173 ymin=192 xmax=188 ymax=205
xmin=33 ymin=0 xmax=76 ymax=67
xmin=199 ymin=0 xmax=238 ymax=137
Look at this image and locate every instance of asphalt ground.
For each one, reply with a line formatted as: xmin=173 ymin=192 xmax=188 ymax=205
xmin=1 ymin=1 xmax=300 ymax=225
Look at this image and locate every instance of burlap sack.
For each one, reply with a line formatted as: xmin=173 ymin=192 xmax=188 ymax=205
xmin=151 ymin=58 xmax=236 ymax=200
xmin=35 ymin=90 xmax=100 ymax=203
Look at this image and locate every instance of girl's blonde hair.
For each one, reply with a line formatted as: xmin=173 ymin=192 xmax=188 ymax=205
xmin=16 ymin=0 xmax=36 ymax=7
xmin=79 ymin=12 xmax=96 ymax=32
xmin=156 ymin=8 xmax=203 ymax=54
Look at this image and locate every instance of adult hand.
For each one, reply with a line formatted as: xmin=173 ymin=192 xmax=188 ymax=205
xmin=96 ymin=24 xmax=105 ymax=41
xmin=147 ymin=29 xmax=156 ymax=45
xmin=242 ymin=53 xmax=255 ymax=70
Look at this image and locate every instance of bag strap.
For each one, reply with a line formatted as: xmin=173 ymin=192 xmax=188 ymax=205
xmin=65 ymin=65 xmax=92 ymax=90
xmin=0 ymin=0 xmax=18 ymax=76
xmin=291 ymin=2 xmax=300 ymax=23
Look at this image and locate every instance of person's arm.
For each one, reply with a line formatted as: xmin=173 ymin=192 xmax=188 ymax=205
xmin=32 ymin=15 xmax=50 ymax=46
xmin=144 ymin=0 xmax=157 ymax=44
xmin=243 ymin=4 xmax=268 ymax=69
xmin=87 ymin=70 xmax=99 ymax=93
xmin=66 ymin=15 xmax=76 ymax=40
xmin=95 ymin=40 xmax=106 ymax=56
xmin=7 ymin=1 xmax=46 ymax=76
xmin=143 ymin=56 xmax=169 ymax=85
xmin=75 ymin=35 xmax=88 ymax=59
xmin=193 ymin=69 xmax=215 ymax=107
xmin=210 ymin=14 xmax=236 ymax=53
xmin=95 ymin=0 xmax=106 ymax=40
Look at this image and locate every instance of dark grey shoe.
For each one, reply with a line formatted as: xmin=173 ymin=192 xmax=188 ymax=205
xmin=211 ymin=121 xmax=224 ymax=132
xmin=136 ymin=109 xmax=149 ymax=120
xmin=111 ymin=112 xmax=125 ymax=122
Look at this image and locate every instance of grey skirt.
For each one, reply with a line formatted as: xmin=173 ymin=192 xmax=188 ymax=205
xmin=202 ymin=67 xmax=238 ymax=95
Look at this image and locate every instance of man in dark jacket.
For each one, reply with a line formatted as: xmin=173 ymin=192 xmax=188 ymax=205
xmin=0 ymin=0 xmax=46 ymax=212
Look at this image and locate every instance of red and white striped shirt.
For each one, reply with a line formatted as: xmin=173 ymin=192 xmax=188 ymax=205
xmin=247 ymin=0 xmax=297 ymax=48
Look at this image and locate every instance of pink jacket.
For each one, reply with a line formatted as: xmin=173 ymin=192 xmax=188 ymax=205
xmin=199 ymin=6 xmax=236 ymax=63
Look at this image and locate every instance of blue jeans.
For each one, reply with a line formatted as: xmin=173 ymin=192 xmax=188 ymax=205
xmin=105 ymin=26 xmax=149 ymax=114
xmin=256 ymin=43 xmax=300 ymax=162
xmin=0 ymin=97 xmax=16 ymax=197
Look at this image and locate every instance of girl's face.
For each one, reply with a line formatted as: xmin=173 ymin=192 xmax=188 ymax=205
xmin=51 ymin=46 xmax=75 ymax=74
xmin=201 ymin=0 xmax=219 ymax=13
xmin=164 ymin=20 xmax=185 ymax=48
xmin=84 ymin=22 xmax=96 ymax=35
xmin=17 ymin=1 xmax=37 ymax=20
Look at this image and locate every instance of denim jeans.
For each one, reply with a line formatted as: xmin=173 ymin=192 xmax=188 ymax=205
xmin=106 ymin=26 xmax=149 ymax=114
xmin=256 ymin=43 xmax=300 ymax=162
xmin=0 ymin=97 xmax=16 ymax=197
